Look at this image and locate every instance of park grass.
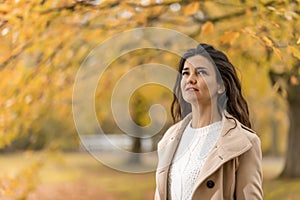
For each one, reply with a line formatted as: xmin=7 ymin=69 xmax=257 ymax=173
xmin=0 ymin=151 xmax=156 ymax=200
xmin=264 ymin=179 xmax=300 ymax=200
xmin=1 ymin=151 xmax=300 ymax=200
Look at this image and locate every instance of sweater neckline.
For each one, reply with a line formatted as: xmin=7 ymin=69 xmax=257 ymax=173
xmin=187 ymin=120 xmax=223 ymax=134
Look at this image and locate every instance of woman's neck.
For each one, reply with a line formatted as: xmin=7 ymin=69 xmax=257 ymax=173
xmin=190 ymin=103 xmax=222 ymax=128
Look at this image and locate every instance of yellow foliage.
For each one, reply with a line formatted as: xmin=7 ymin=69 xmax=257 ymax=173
xmin=263 ymin=36 xmax=273 ymax=47
xmin=242 ymin=27 xmax=260 ymax=41
xmin=287 ymin=45 xmax=300 ymax=60
xmin=0 ymin=0 xmax=298 ymax=170
xmin=183 ymin=2 xmax=200 ymax=16
xmin=0 ymin=156 xmax=43 ymax=199
xmin=272 ymin=47 xmax=283 ymax=61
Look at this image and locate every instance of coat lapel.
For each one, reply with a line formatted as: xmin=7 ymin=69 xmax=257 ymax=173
xmin=191 ymin=115 xmax=253 ymax=195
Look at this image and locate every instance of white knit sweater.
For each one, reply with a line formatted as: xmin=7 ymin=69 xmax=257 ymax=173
xmin=167 ymin=120 xmax=222 ymax=200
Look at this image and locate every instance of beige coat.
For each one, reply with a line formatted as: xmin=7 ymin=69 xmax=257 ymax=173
xmin=155 ymin=113 xmax=263 ymax=200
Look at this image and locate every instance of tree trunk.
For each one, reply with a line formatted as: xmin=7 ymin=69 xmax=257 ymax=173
xmin=280 ymin=84 xmax=300 ymax=178
xmin=132 ymin=137 xmax=142 ymax=153
xmin=129 ymin=137 xmax=142 ymax=164
xmin=271 ymin=99 xmax=279 ymax=156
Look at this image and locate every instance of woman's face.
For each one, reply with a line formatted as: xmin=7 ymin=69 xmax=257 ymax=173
xmin=180 ymin=55 xmax=221 ymax=106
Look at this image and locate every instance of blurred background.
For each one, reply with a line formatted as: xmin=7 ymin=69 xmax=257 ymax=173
xmin=0 ymin=0 xmax=300 ymax=199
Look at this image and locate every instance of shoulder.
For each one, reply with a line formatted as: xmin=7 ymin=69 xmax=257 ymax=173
xmin=238 ymin=121 xmax=258 ymax=140
xmin=223 ymin=113 xmax=260 ymax=145
xmin=239 ymin=123 xmax=261 ymax=146
xmin=222 ymin=114 xmax=261 ymax=154
xmin=233 ymin=120 xmax=262 ymax=155
xmin=224 ymin=118 xmax=262 ymax=168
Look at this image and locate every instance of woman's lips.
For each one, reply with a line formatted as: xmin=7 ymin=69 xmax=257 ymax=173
xmin=186 ymin=87 xmax=199 ymax=91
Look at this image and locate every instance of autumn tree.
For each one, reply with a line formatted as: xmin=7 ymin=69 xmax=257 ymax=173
xmin=1 ymin=0 xmax=300 ymax=179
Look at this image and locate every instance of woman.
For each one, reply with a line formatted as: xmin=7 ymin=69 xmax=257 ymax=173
xmin=155 ymin=44 xmax=263 ymax=200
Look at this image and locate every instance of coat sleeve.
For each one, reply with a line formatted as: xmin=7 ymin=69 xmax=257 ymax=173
xmin=235 ymin=135 xmax=263 ymax=200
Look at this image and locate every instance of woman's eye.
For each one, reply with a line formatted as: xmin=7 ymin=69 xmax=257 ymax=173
xmin=182 ymin=71 xmax=189 ymax=76
xmin=198 ymin=70 xmax=207 ymax=75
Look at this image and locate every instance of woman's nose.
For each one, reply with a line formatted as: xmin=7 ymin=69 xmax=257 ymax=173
xmin=187 ymin=73 xmax=197 ymax=84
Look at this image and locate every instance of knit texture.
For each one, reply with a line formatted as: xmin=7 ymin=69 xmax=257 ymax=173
xmin=167 ymin=120 xmax=222 ymax=200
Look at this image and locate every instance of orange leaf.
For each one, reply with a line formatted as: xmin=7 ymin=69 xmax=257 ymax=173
xmin=183 ymin=2 xmax=200 ymax=16
xmin=290 ymin=75 xmax=299 ymax=85
xmin=201 ymin=21 xmax=214 ymax=35
xmin=297 ymin=37 xmax=300 ymax=45
xmin=0 ymin=4 xmax=11 ymax=13
xmin=220 ymin=32 xmax=231 ymax=44
xmin=220 ymin=31 xmax=240 ymax=45
xmin=245 ymin=8 xmax=252 ymax=15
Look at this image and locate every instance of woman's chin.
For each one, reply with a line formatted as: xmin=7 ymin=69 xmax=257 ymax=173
xmin=183 ymin=96 xmax=201 ymax=104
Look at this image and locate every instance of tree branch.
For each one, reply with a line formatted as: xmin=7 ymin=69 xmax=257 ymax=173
xmin=182 ymin=0 xmax=279 ymax=38
xmin=40 ymin=4 xmax=76 ymax=14
xmin=0 ymin=20 xmax=8 ymax=28
xmin=0 ymin=41 xmax=33 ymax=69
xmin=193 ymin=0 xmax=278 ymax=23
xmin=40 ymin=1 xmax=120 ymax=14
xmin=125 ymin=0 xmax=181 ymax=8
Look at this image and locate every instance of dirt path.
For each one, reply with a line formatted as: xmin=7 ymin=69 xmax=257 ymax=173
xmin=27 ymin=179 xmax=155 ymax=200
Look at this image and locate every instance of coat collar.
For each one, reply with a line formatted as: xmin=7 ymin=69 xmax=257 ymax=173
xmin=156 ymin=112 xmax=254 ymax=199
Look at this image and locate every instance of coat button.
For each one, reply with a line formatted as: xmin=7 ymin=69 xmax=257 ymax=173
xmin=206 ymin=180 xmax=215 ymax=188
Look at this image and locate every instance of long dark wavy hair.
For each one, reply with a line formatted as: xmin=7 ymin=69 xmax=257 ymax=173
xmin=171 ymin=43 xmax=251 ymax=128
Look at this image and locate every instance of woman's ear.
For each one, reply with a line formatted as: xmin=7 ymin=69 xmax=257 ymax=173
xmin=217 ymin=84 xmax=225 ymax=94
